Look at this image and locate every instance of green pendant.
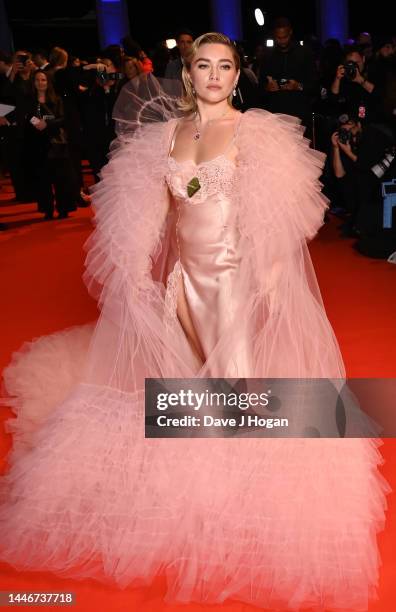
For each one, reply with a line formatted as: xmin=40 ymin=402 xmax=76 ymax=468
xmin=187 ymin=176 xmax=201 ymax=198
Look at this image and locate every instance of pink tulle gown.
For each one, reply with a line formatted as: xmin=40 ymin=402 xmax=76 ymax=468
xmin=0 ymin=109 xmax=391 ymax=612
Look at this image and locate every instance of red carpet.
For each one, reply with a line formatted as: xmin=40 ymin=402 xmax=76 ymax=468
xmin=0 ymin=178 xmax=395 ymax=611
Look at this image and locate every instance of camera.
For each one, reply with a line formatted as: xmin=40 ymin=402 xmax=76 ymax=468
xmin=97 ymin=70 xmax=124 ymax=84
xmin=343 ymin=60 xmax=358 ymax=80
xmin=371 ymin=147 xmax=396 ymax=179
xmin=16 ymin=53 xmax=29 ymax=65
xmin=338 ymin=128 xmax=352 ymax=145
xmin=277 ymin=78 xmax=289 ymax=87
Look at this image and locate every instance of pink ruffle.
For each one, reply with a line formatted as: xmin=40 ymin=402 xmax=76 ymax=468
xmin=0 ymin=109 xmax=391 ymax=610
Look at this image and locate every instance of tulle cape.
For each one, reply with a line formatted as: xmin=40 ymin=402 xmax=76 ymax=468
xmin=0 ymin=79 xmax=391 ymax=611
xmin=81 ymin=106 xmax=346 ymax=390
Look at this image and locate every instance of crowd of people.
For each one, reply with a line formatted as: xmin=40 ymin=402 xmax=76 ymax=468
xmin=1 ymin=19 xmax=396 ymax=257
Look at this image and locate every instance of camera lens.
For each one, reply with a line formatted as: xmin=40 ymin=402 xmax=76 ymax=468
xmin=343 ymin=61 xmax=357 ymax=80
xmin=371 ymin=150 xmax=396 ymax=179
xmin=338 ymin=128 xmax=351 ymax=144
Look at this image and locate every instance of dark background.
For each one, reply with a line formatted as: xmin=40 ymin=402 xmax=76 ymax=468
xmin=4 ymin=0 xmax=395 ymax=57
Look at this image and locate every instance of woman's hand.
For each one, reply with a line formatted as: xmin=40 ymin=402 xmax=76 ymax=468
xmin=334 ymin=65 xmax=345 ymax=81
xmin=352 ymin=71 xmax=374 ymax=92
xmin=352 ymin=68 xmax=364 ymax=85
xmin=331 ymin=131 xmax=340 ymax=148
xmin=25 ymin=59 xmax=36 ymax=71
xmin=83 ymin=63 xmax=107 ymax=72
xmin=331 ymin=66 xmax=345 ymax=94
xmin=332 ymin=129 xmax=357 ymax=161
xmin=331 ymin=131 xmax=347 ymax=177
xmin=34 ymin=119 xmax=47 ymax=131
xmin=265 ymin=76 xmax=279 ymax=92
xmin=337 ymin=140 xmax=357 ymax=162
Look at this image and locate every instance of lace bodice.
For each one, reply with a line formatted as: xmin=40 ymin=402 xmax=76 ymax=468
xmin=163 ymin=152 xmax=241 ymax=335
xmin=166 ymin=155 xmax=236 ymax=203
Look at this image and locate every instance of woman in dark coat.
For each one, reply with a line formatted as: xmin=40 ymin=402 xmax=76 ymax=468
xmin=26 ymin=70 xmax=76 ymax=219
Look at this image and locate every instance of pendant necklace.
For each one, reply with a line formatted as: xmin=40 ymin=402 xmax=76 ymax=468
xmin=193 ymin=108 xmax=230 ymax=141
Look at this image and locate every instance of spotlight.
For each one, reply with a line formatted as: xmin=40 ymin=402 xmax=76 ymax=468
xmin=266 ymin=39 xmax=274 ymax=47
xmin=255 ymin=8 xmax=265 ymax=26
xmin=166 ymin=39 xmax=177 ymax=50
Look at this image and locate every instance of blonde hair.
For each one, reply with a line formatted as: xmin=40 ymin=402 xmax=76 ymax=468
xmin=179 ymin=32 xmax=240 ymax=114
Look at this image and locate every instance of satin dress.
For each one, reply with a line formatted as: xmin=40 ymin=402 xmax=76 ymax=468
xmin=165 ymin=121 xmax=251 ymax=374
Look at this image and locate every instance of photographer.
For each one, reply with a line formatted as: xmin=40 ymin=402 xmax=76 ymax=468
xmin=258 ymin=17 xmax=319 ymax=127
xmin=79 ymin=59 xmax=124 ymax=181
xmin=331 ymin=114 xmax=394 ymax=239
xmin=2 ymin=51 xmax=37 ymax=202
xmin=329 ymin=46 xmax=378 ymax=123
xmin=8 ymin=50 xmax=36 ymax=91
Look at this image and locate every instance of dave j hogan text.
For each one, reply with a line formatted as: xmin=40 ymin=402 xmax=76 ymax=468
xmin=157 ymin=415 xmax=289 ymax=429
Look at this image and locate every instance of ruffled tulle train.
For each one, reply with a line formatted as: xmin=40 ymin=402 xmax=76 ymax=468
xmin=0 ymin=325 xmax=391 ymax=611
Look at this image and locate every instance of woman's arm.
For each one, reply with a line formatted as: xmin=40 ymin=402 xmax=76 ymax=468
xmin=352 ymin=71 xmax=375 ymax=94
xmin=331 ymin=132 xmax=346 ymax=178
xmin=330 ymin=65 xmax=344 ymax=95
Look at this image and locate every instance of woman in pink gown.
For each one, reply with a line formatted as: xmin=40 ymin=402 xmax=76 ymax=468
xmin=0 ymin=33 xmax=390 ymax=611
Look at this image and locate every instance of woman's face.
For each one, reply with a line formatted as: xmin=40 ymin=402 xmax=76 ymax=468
xmin=34 ymin=71 xmax=48 ymax=93
xmin=188 ymin=43 xmax=239 ymax=104
xmin=124 ymin=59 xmax=138 ymax=80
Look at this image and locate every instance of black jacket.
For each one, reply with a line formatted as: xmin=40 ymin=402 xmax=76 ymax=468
xmin=25 ymin=96 xmax=66 ymax=158
xmin=258 ymin=41 xmax=319 ymax=122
